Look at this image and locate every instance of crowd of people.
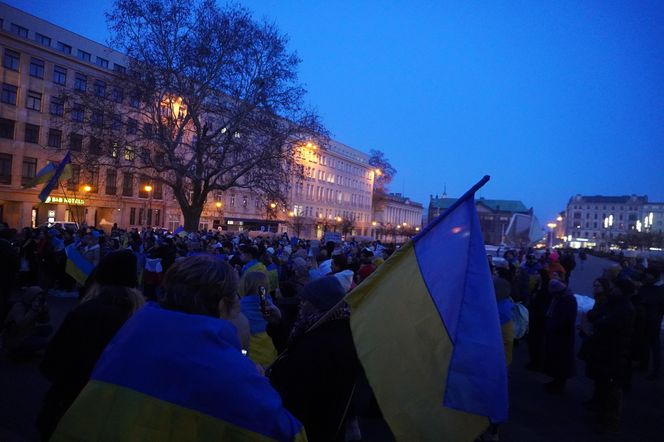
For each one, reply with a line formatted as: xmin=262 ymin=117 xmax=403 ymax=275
xmin=490 ymin=247 xmax=663 ymax=436
xmin=0 ymin=220 xmax=663 ymax=440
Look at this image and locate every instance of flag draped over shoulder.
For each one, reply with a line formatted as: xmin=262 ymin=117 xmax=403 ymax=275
xmin=38 ymin=152 xmax=71 ymax=203
xmin=52 ymin=302 xmax=306 ymax=442
xmin=64 ymin=244 xmax=94 ymax=286
xmin=346 ymin=176 xmax=507 ymax=441
xmin=241 ymin=295 xmax=278 ymax=366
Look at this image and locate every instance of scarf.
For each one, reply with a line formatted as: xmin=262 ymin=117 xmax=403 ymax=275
xmin=288 ymin=303 xmax=351 ymax=346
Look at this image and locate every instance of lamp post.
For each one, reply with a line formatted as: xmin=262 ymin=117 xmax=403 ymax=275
xmin=547 ymin=222 xmax=557 ymax=249
xmin=143 ymin=184 xmax=153 ymax=227
xmin=265 ymin=202 xmax=277 ymax=232
xmin=603 ymin=214 xmax=614 ymax=250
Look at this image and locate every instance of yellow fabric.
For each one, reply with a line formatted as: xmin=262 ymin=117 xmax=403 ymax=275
xmin=267 ymin=269 xmax=279 ymax=293
xmin=52 ymin=380 xmax=308 ymax=442
xmin=65 ymin=258 xmax=88 ymax=286
xmin=346 ymin=242 xmax=489 ymax=441
xmin=239 ymin=262 xmax=268 ymax=296
xmin=249 ymin=332 xmax=278 ymax=367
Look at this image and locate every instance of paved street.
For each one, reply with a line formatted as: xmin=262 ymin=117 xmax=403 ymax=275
xmin=1 ymin=254 xmax=662 ymax=441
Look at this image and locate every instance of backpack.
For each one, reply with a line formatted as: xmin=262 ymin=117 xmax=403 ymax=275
xmin=512 ymin=302 xmax=529 ymax=339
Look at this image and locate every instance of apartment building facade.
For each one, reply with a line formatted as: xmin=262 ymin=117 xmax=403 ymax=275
xmin=564 ymin=195 xmax=648 ymax=248
xmin=0 ymin=3 xmax=376 ymax=237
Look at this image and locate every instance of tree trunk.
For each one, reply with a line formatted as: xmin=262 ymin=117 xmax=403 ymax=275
xmin=182 ymin=205 xmax=203 ymax=232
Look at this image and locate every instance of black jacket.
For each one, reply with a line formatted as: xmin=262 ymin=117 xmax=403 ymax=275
xmin=268 ymin=318 xmax=360 ymax=442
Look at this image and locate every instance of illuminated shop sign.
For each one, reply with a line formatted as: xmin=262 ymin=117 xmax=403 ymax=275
xmin=45 ymin=196 xmax=85 ymax=206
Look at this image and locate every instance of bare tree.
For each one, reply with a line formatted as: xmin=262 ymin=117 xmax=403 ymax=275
xmin=55 ymin=0 xmax=325 ymax=230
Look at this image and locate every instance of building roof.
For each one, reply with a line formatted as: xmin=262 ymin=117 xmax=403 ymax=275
xmin=568 ymin=195 xmax=648 ymax=205
xmin=381 ymin=193 xmax=423 ymax=208
xmin=429 ymin=197 xmax=529 ymax=213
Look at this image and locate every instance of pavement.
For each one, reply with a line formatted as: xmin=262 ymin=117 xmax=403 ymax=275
xmin=1 ymin=254 xmax=662 ymax=441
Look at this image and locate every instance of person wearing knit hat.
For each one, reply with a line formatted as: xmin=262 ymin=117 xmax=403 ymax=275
xmin=543 ymin=277 xmax=577 ymax=394
xmin=266 ymin=275 xmax=360 ymax=440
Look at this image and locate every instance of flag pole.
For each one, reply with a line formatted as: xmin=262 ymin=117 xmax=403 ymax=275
xmin=58 ymin=181 xmax=80 ymax=227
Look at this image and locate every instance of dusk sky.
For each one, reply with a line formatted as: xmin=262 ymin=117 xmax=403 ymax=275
xmin=7 ymin=0 xmax=664 ymax=223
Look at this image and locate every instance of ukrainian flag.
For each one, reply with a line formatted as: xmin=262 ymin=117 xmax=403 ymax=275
xmin=52 ymin=303 xmax=306 ymax=441
xmin=38 ymin=151 xmax=71 ymax=203
xmin=64 ymin=244 xmax=94 ymax=286
xmin=241 ymin=294 xmax=278 ymax=366
xmin=346 ymin=176 xmax=507 ymax=441
xmin=22 ymin=162 xmax=57 ymax=188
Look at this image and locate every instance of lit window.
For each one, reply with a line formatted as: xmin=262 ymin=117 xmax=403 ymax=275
xmin=124 ymin=145 xmax=135 ymax=161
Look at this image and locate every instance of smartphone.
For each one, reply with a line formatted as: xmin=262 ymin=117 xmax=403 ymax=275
xmin=259 ymin=286 xmax=267 ymax=315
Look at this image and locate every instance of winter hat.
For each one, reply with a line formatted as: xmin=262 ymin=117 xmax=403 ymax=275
xmin=95 ymin=249 xmax=138 ymax=288
xmin=549 ymin=251 xmax=559 ymax=262
xmin=548 ymin=279 xmax=567 ymax=294
xmin=266 ymin=247 xmax=275 ymax=255
xmin=300 ymin=275 xmax=346 ymax=311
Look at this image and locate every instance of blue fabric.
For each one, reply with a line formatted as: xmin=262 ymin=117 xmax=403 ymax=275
xmin=497 ymin=299 xmax=514 ymax=325
xmin=413 ymin=196 xmax=508 ymax=423
xmin=241 ymin=259 xmax=259 ymax=275
xmin=240 ymin=294 xmax=272 ymax=334
xmin=38 ymin=151 xmax=70 ymax=202
xmin=91 ymin=303 xmax=303 ymax=439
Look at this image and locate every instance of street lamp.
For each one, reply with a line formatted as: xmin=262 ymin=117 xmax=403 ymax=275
xmin=547 ymin=222 xmax=557 ymax=249
xmin=144 ymin=184 xmax=153 ymax=227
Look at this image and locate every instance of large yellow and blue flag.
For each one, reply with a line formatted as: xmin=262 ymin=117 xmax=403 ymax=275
xmin=64 ymin=244 xmax=94 ymax=286
xmin=346 ymin=176 xmax=507 ymax=441
xmin=38 ymin=151 xmax=71 ymax=203
xmin=22 ymin=162 xmax=57 ymax=188
xmin=52 ymin=302 xmax=306 ymax=441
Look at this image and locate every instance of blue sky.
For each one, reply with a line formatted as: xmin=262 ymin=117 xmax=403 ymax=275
xmin=8 ymin=0 xmax=664 ymax=222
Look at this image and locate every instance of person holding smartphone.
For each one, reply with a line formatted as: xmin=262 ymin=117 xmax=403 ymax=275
xmin=239 ymin=271 xmax=278 ymax=367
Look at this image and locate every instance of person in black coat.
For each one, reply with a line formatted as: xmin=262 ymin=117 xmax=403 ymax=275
xmin=584 ymin=279 xmax=635 ymax=433
xmin=543 ymin=278 xmax=577 ymax=393
xmin=527 ymin=269 xmax=551 ymax=371
xmin=36 ymin=250 xmax=143 ymax=441
xmin=267 ymin=275 xmax=360 ymax=441
xmin=635 ymin=269 xmax=663 ymax=380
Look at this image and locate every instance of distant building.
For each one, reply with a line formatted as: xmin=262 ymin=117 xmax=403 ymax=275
xmin=641 ymin=202 xmax=664 ymax=233
xmin=428 ymin=195 xmax=533 ymax=246
xmin=564 ymin=195 xmax=648 ymax=248
xmin=373 ymin=192 xmax=423 ymax=241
